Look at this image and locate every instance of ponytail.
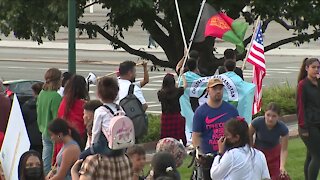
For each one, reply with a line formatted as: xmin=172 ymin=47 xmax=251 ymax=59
xmin=48 ymin=118 xmax=84 ymax=150
xmin=297 ymin=58 xmax=308 ymax=83
xmin=298 ymin=57 xmax=320 ymax=82
xmin=69 ymin=127 xmax=84 ymax=150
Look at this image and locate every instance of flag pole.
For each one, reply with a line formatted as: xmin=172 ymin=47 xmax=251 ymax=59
xmin=241 ymin=16 xmax=261 ymax=71
xmin=179 ymin=0 xmax=207 ymax=76
xmin=175 ymin=0 xmax=188 ymax=52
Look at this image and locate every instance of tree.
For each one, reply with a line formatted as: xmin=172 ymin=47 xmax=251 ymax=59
xmin=1 ymin=0 xmax=320 ymax=75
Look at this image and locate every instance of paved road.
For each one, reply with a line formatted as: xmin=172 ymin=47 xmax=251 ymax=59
xmin=0 ymin=52 xmax=305 ymax=114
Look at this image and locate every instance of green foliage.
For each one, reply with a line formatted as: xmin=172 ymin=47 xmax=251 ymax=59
xmin=139 ymin=114 xmax=161 ymax=143
xmin=254 ymin=83 xmax=296 ymax=117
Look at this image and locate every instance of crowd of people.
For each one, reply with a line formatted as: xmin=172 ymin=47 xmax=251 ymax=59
xmin=0 ymin=49 xmax=319 ymax=180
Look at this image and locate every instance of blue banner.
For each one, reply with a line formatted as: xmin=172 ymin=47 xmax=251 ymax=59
xmin=180 ymin=71 xmax=255 ymax=135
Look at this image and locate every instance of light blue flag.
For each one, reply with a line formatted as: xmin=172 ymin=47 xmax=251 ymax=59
xmin=180 ymin=71 xmax=256 ymax=133
xmin=179 ymin=71 xmax=202 ymax=135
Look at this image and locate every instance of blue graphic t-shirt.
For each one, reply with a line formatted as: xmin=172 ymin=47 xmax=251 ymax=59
xmin=193 ymin=101 xmax=239 ymax=154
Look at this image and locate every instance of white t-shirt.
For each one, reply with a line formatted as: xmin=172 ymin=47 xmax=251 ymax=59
xmin=91 ymin=103 xmax=119 ymax=145
xmin=210 ymin=145 xmax=270 ymax=180
xmin=57 ymin=87 xmax=64 ymax=97
xmin=116 ymin=79 xmax=146 ymax=104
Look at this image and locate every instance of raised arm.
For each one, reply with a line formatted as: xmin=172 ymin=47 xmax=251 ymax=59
xmin=139 ymin=61 xmax=149 ymax=87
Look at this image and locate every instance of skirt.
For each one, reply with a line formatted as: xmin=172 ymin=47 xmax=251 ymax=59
xmin=256 ymin=144 xmax=281 ymax=180
xmin=160 ymin=112 xmax=186 ymax=146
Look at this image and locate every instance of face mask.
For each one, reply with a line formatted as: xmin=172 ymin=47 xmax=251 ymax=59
xmin=25 ymin=167 xmax=42 ymax=179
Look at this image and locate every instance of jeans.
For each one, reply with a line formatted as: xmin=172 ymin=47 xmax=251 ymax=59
xmin=79 ymin=132 xmax=123 ymax=160
xmin=307 ymin=126 xmax=320 ymax=180
xmin=42 ymin=134 xmax=53 ymax=175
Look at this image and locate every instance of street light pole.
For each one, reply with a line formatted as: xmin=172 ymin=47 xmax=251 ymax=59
xmin=68 ymin=0 xmax=76 ymax=74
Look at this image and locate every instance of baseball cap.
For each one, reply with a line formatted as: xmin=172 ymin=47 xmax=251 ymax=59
xmin=207 ymin=78 xmax=224 ymax=88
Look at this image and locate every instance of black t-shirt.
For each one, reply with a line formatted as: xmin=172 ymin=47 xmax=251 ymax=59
xmin=157 ymin=87 xmax=184 ymax=113
xmin=218 ymin=66 xmax=244 ymax=80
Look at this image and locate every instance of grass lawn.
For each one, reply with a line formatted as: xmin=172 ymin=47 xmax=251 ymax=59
xmin=176 ymin=138 xmax=310 ymax=180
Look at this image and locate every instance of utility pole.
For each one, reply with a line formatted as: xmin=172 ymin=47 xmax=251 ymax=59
xmin=68 ymin=0 xmax=76 ymax=74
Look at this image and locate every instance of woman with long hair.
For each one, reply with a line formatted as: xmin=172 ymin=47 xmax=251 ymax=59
xmin=37 ymin=68 xmax=62 ymax=175
xmin=58 ymin=74 xmax=89 ymax=138
xmin=18 ymin=150 xmax=45 ymax=180
xmin=297 ymin=58 xmax=320 ymax=180
xmin=47 ymin=118 xmax=81 ymax=180
xmin=210 ymin=117 xmax=270 ymax=180
xmin=157 ymin=74 xmax=187 ymax=145
xmin=53 ymin=75 xmax=88 ymax=164
xmin=249 ymin=102 xmax=289 ymax=179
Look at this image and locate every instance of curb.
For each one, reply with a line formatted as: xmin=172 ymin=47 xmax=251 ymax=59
xmin=281 ymin=114 xmax=297 ymax=124
xmin=1 ymin=40 xmax=320 ymax=57
xmin=0 ymin=58 xmax=121 ymax=66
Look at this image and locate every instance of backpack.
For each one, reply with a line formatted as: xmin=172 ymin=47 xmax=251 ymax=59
xmin=102 ymin=105 xmax=135 ymax=150
xmin=119 ymin=84 xmax=148 ymax=138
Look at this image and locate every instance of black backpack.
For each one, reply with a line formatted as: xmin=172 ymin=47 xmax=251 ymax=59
xmin=119 ymin=84 xmax=148 ymax=138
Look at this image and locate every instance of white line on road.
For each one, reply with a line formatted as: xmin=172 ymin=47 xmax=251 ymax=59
xmin=148 ymin=104 xmax=161 ymax=108
xmin=146 ymin=110 xmax=161 ymax=114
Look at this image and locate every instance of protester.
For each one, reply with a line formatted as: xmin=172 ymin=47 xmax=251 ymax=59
xmin=82 ymin=100 xmax=103 ymax=149
xmin=157 ymin=74 xmax=187 ymax=145
xmin=156 ymin=137 xmax=187 ymax=168
xmin=79 ymin=76 xmax=124 ymax=159
xmin=18 ymin=150 xmax=45 ymax=180
xmin=146 ymin=152 xmax=180 ymax=180
xmin=127 ymin=145 xmax=146 ymax=180
xmin=58 ymin=74 xmax=89 ymax=138
xmin=71 ymin=153 xmax=132 ymax=179
xmin=297 ymin=57 xmax=320 ymax=180
xmin=47 ymin=119 xmax=81 ymax=180
xmin=22 ymin=82 xmax=44 ymax=154
xmin=210 ymin=118 xmax=270 ymax=180
xmin=57 ymin=72 xmax=72 ymax=97
xmin=117 ymin=61 xmax=148 ymax=111
xmin=249 ymin=102 xmax=289 ymax=179
xmin=53 ymin=75 xmax=89 ymax=165
xmin=0 ymin=80 xmax=11 ymax=133
xmin=218 ymin=49 xmax=244 ymax=80
xmin=175 ymin=50 xmax=199 ymax=74
xmin=192 ymin=78 xmax=239 ymax=180
xmin=37 ymin=68 xmax=62 ymax=175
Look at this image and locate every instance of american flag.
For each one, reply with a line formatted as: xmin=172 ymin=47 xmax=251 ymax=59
xmin=247 ymin=20 xmax=266 ymax=114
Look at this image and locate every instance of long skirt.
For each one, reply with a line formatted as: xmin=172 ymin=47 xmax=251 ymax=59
xmin=256 ymin=144 xmax=281 ymax=180
xmin=160 ymin=112 xmax=186 ymax=146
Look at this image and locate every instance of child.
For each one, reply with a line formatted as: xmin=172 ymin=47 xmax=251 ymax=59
xmin=82 ymin=100 xmax=102 ymax=149
xmin=127 ymin=145 xmax=147 ymax=180
xmin=147 ymin=152 xmax=180 ymax=180
xmin=79 ymin=77 xmax=124 ymax=159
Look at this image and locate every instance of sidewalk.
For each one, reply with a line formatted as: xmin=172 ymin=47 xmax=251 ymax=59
xmin=1 ymin=40 xmax=320 ymax=57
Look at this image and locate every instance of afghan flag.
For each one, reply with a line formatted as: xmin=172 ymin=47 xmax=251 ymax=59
xmin=194 ymin=3 xmax=248 ymax=52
